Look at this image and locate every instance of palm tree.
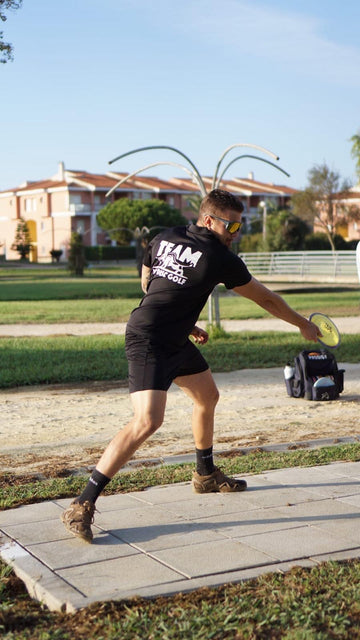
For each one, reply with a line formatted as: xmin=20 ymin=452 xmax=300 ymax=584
xmin=350 ymin=133 xmax=360 ymax=184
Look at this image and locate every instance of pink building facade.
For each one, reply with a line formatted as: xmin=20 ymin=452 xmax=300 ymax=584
xmin=0 ymin=162 xmax=297 ymax=262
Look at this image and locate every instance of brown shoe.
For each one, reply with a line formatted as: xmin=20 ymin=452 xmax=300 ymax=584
xmin=192 ymin=467 xmax=247 ymax=494
xmin=61 ymin=500 xmax=95 ymax=543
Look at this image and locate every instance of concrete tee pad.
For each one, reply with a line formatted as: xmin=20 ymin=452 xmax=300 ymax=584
xmin=1 ymin=462 xmax=360 ymax=612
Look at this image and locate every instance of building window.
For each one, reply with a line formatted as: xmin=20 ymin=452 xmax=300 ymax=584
xmin=24 ymin=198 xmax=37 ymax=212
xmin=70 ymin=194 xmax=82 ymax=204
xmin=134 ymin=191 xmax=152 ymax=200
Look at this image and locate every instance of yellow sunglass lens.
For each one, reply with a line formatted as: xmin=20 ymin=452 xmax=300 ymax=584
xmin=227 ymin=222 xmax=241 ymax=234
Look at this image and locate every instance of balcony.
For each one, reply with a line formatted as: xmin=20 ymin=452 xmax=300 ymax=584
xmin=69 ymin=204 xmax=104 ymax=215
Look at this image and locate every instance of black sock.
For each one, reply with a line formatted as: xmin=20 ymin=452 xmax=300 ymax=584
xmin=76 ymin=469 xmax=111 ymax=505
xmin=195 ymin=446 xmax=215 ymax=475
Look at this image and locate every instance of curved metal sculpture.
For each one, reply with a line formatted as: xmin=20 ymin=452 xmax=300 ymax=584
xmin=109 ymin=145 xmax=207 ymax=196
xmin=215 ymin=154 xmax=290 ymax=188
xmin=106 ymin=161 xmax=207 ymax=199
xmin=106 ymin=142 xmax=290 ymax=327
xmin=212 ymin=143 xmax=279 ymax=190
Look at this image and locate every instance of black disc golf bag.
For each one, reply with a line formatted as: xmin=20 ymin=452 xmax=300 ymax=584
xmin=285 ymin=349 xmax=344 ymax=401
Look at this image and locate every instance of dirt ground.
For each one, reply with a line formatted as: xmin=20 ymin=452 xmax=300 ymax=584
xmin=1 ymin=363 xmax=359 ymax=478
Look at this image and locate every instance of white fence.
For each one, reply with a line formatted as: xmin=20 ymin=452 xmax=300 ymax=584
xmin=238 ymin=251 xmax=359 ymax=283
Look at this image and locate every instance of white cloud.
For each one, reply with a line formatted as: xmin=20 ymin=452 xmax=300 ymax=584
xmin=166 ymin=0 xmax=360 ymax=86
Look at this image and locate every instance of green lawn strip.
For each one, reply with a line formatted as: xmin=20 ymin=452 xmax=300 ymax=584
xmin=0 ymin=335 xmax=129 ymax=388
xmin=1 ymin=558 xmax=360 ymax=639
xmin=2 ymin=445 xmax=360 ymax=638
xmin=0 ymin=289 xmax=359 ymax=323
xmin=0 ymin=265 xmax=136 ymax=280
xmin=2 ymin=443 xmax=360 ymax=510
xmin=0 ymin=278 xmax=143 ymax=301
xmin=1 ymin=557 xmax=360 ymax=640
xmin=0 ymin=333 xmax=359 ymax=389
xmin=0 ymin=298 xmax=141 ymax=324
xmin=220 ymin=290 xmax=360 ymax=320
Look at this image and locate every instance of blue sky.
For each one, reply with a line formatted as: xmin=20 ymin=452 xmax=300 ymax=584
xmin=1 ymin=0 xmax=360 ymax=191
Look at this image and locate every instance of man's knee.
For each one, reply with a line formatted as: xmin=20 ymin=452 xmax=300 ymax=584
xmin=196 ymin=384 xmax=219 ymax=410
xmin=133 ymin=413 xmax=163 ymax=440
xmin=210 ymin=386 xmax=220 ymax=407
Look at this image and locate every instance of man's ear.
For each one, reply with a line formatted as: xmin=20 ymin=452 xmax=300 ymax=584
xmin=202 ymin=213 xmax=212 ymax=230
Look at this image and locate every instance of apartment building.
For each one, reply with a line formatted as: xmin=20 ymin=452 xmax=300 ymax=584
xmin=0 ymin=162 xmax=297 ymax=262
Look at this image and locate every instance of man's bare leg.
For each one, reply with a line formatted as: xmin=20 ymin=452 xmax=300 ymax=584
xmin=60 ymin=389 xmax=167 ymax=542
xmin=96 ymin=388 xmax=167 ymax=478
xmin=174 ymin=368 xmax=219 ymax=449
xmin=175 ymin=368 xmax=247 ymax=493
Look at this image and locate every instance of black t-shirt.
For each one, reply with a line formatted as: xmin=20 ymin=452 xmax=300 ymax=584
xmin=126 ymin=224 xmax=252 ymax=347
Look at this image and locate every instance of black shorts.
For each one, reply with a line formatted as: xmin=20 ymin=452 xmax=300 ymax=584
xmin=125 ymin=331 xmax=209 ymax=392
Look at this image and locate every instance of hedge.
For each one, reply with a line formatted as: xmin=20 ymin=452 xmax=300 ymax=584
xmin=84 ymin=245 xmax=136 ymax=261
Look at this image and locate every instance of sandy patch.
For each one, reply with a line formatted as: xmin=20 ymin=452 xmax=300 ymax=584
xmin=1 ymin=363 xmax=359 ymax=477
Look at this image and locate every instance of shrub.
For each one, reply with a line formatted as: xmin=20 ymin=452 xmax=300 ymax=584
xmin=84 ymin=245 xmax=136 ymax=261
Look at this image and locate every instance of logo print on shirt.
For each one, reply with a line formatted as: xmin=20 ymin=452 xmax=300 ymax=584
xmin=153 ymin=240 xmax=202 ymax=285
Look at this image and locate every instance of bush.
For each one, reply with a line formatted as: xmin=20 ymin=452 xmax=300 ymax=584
xmin=50 ymin=249 xmax=63 ymax=263
xmin=68 ymin=232 xmax=87 ymax=276
xmin=239 ymin=233 xmax=264 ymax=252
xmin=304 ymin=233 xmax=355 ymax=250
xmin=84 ymin=245 xmax=136 ymax=261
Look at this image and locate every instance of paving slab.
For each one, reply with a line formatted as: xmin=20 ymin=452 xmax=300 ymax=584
xmin=1 ymin=461 xmax=360 ymax=612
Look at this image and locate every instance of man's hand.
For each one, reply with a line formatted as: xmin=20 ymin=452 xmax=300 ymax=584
xmin=299 ymin=318 xmax=322 ymax=342
xmin=190 ymin=326 xmax=209 ymax=344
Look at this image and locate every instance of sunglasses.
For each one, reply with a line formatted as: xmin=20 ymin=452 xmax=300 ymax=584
xmin=208 ymin=213 xmax=243 ymax=235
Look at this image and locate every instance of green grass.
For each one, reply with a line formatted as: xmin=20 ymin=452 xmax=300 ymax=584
xmin=221 ymin=289 xmax=360 ymax=320
xmin=0 ymin=265 xmax=358 ymax=323
xmin=0 ymin=290 xmax=358 ymax=324
xmin=0 ymin=332 xmax=359 ymax=388
xmin=2 ymin=557 xmax=360 ymax=639
xmin=0 ymin=277 xmax=143 ymax=301
xmin=0 ymin=298 xmax=140 ymax=323
xmin=0 ymin=335 xmax=128 ymax=387
xmin=2 ymin=444 xmax=360 ymax=638
xmin=2 ymin=443 xmax=360 ymax=510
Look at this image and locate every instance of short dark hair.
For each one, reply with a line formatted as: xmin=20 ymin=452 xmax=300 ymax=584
xmin=199 ymin=189 xmax=244 ymax=216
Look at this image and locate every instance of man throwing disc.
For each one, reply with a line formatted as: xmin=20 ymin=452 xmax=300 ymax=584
xmin=61 ymin=189 xmax=320 ymax=542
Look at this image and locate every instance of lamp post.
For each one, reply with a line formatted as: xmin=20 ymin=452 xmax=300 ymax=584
xmin=260 ymin=200 xmax=267 ymax=243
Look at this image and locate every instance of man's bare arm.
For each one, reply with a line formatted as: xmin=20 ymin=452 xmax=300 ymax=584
xmin=233 ymin=277 xmax=321 ymax=342
xmin=141 ymin=265 xmax=151 ymax=293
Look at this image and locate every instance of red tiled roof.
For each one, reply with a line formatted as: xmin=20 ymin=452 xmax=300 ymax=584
xmin=333 ymin=190 xmax=360 ymax=200
xmin=168 ymin=176 xmax=297 ymax=196
xmin=108 ymin=172 xmax=196 ymax=192
xmin=168 ymin=177 xmax=202 ymax=192
xmin=67 ymin=171 xmax=119 ymax=189
xmin=0 ymin=168 xmax=298 ymax=197
xmin=2 ymin=179 xmax=68 ymax=193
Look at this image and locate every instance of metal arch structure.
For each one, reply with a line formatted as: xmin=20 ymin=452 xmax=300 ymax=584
xmin=106 ymin=142 xmax=288 ymax=327
xmin=109 ymin=145 xmax=207 ymax=197
xmin=211 ymin=143 xmax=279 ymax=190
xmin=106 ymin=161 xmax=207 ymax=199
xmin=215 ymin=154 xmax=290 ymax=188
